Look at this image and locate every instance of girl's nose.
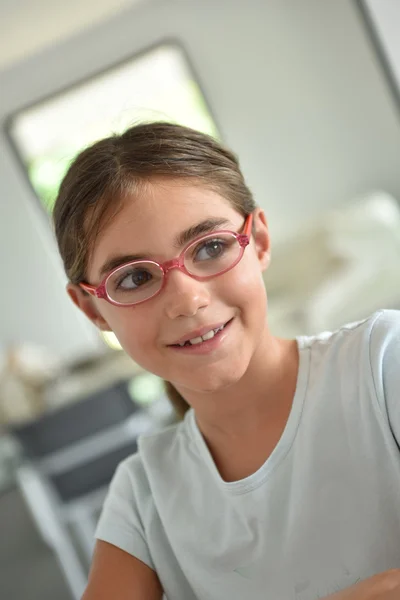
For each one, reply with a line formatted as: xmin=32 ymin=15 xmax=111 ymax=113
xmin=163 ymin=268 xmax=210 ymax=320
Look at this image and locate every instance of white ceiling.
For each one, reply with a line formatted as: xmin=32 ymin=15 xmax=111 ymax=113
xmin=0 ymin=0 xmax=147 ymax=71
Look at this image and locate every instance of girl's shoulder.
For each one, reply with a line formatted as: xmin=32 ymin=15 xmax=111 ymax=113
xmin=116 ymin=415 xmax=193 ymax=487
xmin=297 ymin=309 xmax=400 ymax=355
xmin=296 ymin=309 xmax=400 ymax=415
xmin=97 ymin=418 xmax=190 ymax=528
xmin=286 ymin=310 xmax=400 ymax=413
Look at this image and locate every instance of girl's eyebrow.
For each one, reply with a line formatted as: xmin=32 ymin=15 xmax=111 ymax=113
xmin=173 ymin=217 xmax=230 ymax=248
xmin=98 ymin=217 xmax=231 ymax=279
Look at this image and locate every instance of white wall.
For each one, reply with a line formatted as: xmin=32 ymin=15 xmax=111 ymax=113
xmin=1 ymin=0 xmax=400 ymax=362
xmin=364 ymin=0 xmax=400 ymax=93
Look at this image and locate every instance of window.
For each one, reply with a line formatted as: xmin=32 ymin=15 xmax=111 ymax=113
xmin=8 ymin=43 xmax=218 ymax=212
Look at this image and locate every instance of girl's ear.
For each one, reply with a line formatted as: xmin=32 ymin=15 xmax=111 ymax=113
xmin=66 ymin=284 xmax=111 ymax=331
xmin=252 ymin=208 xmax=271 ymax=272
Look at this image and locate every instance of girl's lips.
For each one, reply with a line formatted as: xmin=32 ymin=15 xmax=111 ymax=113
xmin=168 ymin=318 xmax=234 ymax=354
xmin=169 ymin=320 xmax=230 ymax=347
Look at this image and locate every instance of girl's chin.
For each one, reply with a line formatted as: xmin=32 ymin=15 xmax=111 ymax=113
xmin=176 ymin=365 xmax=247 ymax=396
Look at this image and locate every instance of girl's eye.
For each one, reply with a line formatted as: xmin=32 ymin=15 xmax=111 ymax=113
xmin=117 ymin=269 xmax=153 ymax=290
xmin=194 ymin=239 xmax=226 ymax=261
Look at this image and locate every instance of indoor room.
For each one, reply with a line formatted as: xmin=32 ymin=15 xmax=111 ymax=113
xmin=1 ymin=1 xmax=400 ymax=599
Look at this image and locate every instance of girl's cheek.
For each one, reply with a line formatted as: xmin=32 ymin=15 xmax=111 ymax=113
xmin=230 ymin=265 xmax=265 ymax=298
xmin=116 ymin=334 xmax=156 ymax=371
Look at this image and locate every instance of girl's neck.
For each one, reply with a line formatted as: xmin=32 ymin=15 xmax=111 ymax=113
xmin=179 ymin=326 xmax=299 ymax=440
xmin=180 ymin=327 xmax=299 ymax=482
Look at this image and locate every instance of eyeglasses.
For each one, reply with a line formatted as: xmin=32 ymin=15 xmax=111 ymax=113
xmin=80 ymin=213 xmax=253 ymax=307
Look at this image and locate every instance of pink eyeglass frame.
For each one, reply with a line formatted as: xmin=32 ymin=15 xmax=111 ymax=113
xmin=80 ymin=213 xmax=253 ymax=307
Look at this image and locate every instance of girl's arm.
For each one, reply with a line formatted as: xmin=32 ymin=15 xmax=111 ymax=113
xmin=81 ymin=550 xmax=400 ymax=600
xmin=82 ymin=540 xmax=163 ymax=600
xmin=325 ymin=569 xmax=400 ymax=599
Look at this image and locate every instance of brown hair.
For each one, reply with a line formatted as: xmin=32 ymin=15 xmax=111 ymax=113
xmin=53 ymin=122 xmax=256 ymax=418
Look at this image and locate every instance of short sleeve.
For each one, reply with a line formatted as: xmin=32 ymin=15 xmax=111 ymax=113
xmin=369 ymin=310 xmax=400 ymax=442
xmin=95 ymin=458 xmax=155 ymax=570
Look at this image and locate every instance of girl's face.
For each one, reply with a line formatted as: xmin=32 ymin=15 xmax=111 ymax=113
xmin=69 ymin=179 xmax=271 ymax=394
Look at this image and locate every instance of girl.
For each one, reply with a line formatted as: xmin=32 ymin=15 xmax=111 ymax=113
xmin=54 ymin=122 xmax=400 ymax=600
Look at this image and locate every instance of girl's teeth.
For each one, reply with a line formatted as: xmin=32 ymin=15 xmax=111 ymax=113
xmin=202 ymin=330 xmax=215 ymax=341
xmin=187 ymin=328 xmax=216 ymax=345
xmin=177 ymin=322 xmax=228 ymax=346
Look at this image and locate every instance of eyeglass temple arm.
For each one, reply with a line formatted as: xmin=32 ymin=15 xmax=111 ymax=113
xmin=79 ymin=282 xmax=99 ymax=297
xmin=244 ymin=213 xmax=253 ymax=236
xmin=239 ymin=213 xmax=253 ymax=242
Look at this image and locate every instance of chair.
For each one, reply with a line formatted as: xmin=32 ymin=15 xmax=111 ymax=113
xmin=10 ymin=378 xmax=155 ymax=600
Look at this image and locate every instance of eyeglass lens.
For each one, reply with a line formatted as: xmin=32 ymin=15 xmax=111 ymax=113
xmin=105 ymin=233 xmax=242 ymax=305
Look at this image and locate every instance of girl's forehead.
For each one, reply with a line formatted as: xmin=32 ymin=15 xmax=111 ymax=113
xmin=125 ymin=180 xmax=233 ymax=219
xmin=88 ymin=181 xmax=240 ymax=276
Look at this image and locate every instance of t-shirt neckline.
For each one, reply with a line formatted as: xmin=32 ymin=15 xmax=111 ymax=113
xmin=186 ymin=337 xmax=311 ymax=495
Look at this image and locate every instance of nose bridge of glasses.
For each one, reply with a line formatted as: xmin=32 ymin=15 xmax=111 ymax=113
xmin=163 ymin=256 xmax=185 ymax=275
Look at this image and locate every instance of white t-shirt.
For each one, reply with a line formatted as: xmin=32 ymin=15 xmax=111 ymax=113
xmin=95 ymin=310 xmax=400 ymax=600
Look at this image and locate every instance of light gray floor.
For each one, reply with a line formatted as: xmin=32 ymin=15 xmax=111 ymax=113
xmin=0 ymin=485 xmax=72 ymax=600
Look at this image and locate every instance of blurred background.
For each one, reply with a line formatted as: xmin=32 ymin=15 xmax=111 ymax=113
xmin=1 ymin=0 xmax=400 ymax=597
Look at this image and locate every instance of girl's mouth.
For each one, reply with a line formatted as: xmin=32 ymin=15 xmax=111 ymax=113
xmin=169 ymin=318 xmax=234 ymax=353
